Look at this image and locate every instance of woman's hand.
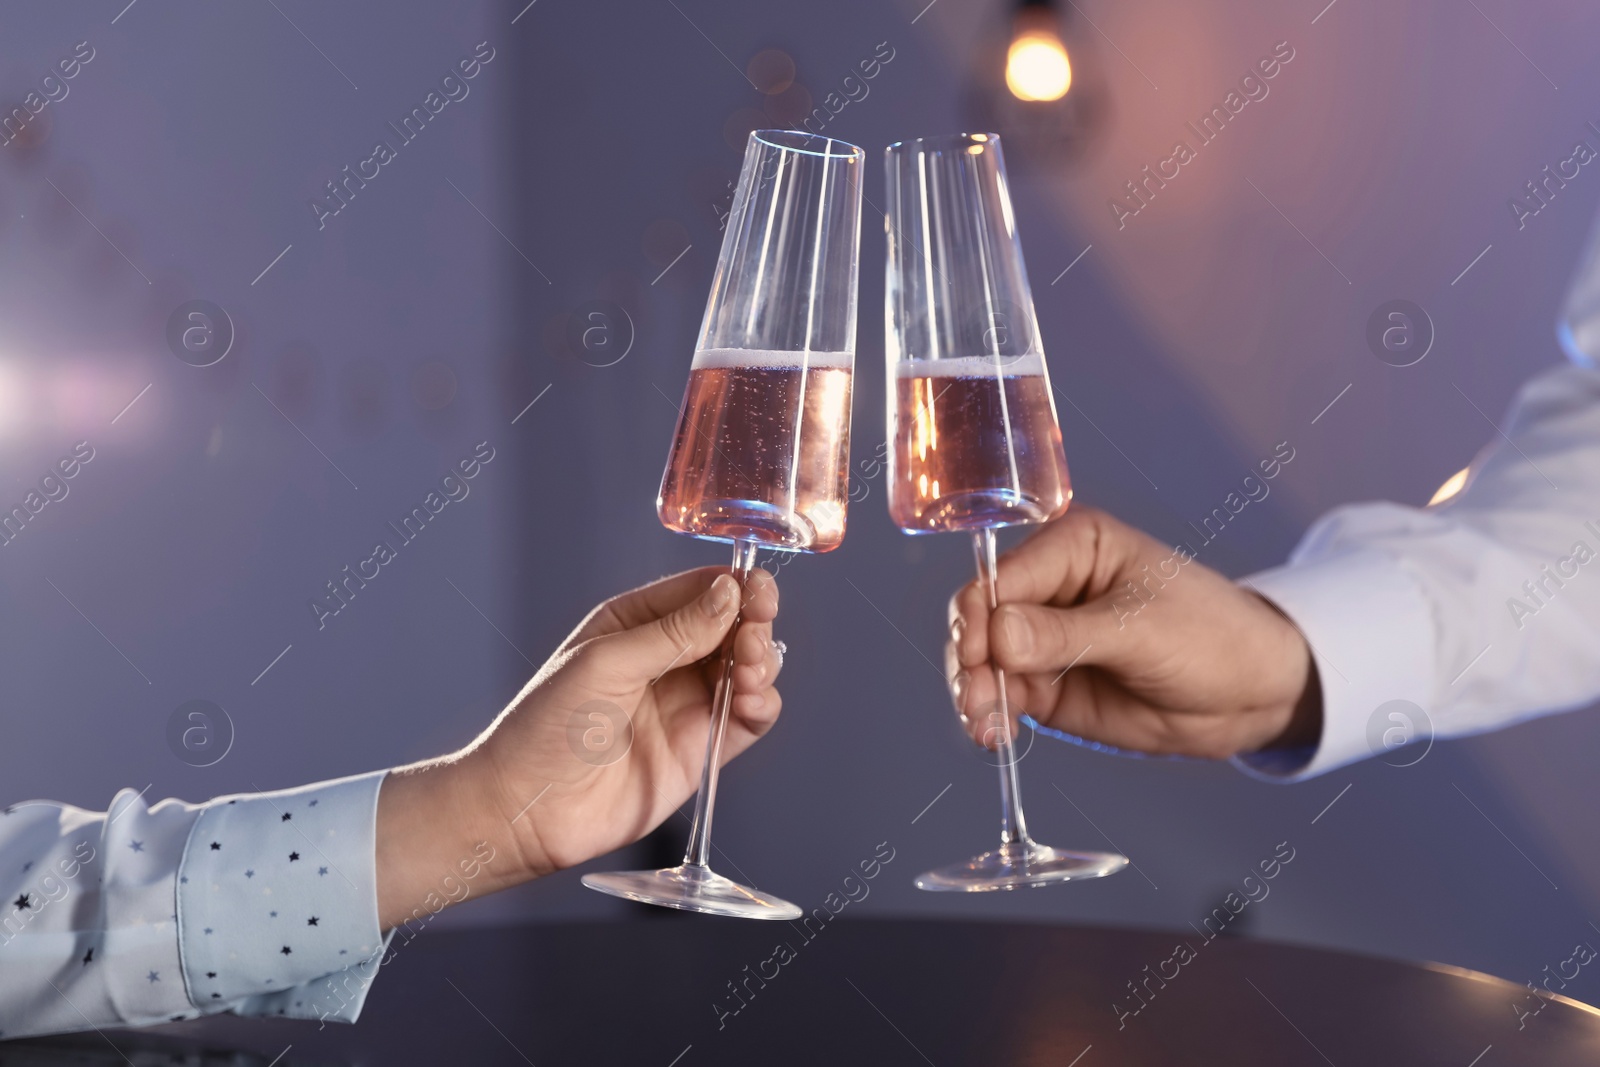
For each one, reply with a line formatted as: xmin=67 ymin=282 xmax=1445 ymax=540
xmin=376 ymin=567 xmax=782 ymax=928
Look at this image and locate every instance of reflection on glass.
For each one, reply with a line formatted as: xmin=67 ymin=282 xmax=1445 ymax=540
xmin=582 ymin=130 xmax=864 ymax=920
xmin=884 ymin=131 xmax=1127 ymax=892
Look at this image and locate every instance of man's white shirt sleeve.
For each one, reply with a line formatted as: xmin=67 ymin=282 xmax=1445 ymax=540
xmin=1235 ymin=364 xmax=1600 ymax=781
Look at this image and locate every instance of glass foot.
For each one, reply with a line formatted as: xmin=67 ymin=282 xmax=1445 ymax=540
xmin=914 ymin=842 xmax=1128 ymax=892
xmin=582 ymin=864 xmax=802 ymax=920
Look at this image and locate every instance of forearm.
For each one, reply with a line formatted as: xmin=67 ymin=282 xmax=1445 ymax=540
xmin=373 ymin=752 xmax=544 ymax=931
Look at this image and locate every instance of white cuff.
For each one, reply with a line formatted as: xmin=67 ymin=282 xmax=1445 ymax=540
xmin=1231 ymin=549 xmax=1436 ymax=782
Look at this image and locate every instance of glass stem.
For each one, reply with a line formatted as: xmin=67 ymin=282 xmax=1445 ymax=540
xmin=682 ymin=538 xmax=759 ymax=870
xmin=973 ymin=528 xmax=1032 ymax=851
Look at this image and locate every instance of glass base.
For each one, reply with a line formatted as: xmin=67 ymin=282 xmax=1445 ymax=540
xmin=895 ymin=489 xmax=1067 ymax=535
xmin=661 ymin=499 xmax=817 ymax=552
xmin=582 ymin=864 xmax=803 ymax=920
xmin=914 ymin=841 xmax=1128 ymax=892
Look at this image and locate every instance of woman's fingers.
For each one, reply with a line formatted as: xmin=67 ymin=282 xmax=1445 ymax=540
xmin=731 ymin=686 xmax=782 ymax=734
xmin=571 ymin=567 xmax=778 ymax=645
xmin=740 ymin=569 xmax=779 ymax=624
xmin=580 ymin=574 xmax=742 ymax=687
xmin=732 ymin=619 xmax=775 ymax=692
xmin=617 ymin=566 xmax=783 ymax=764
xmin=576 ymin=567 xmax=721 ymax=642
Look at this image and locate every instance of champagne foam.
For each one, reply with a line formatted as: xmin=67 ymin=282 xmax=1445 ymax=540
xmin=691 ymin=347 xmax=854 ymax=371
xmin=895 ymin=354 xmax=1048 ymax=378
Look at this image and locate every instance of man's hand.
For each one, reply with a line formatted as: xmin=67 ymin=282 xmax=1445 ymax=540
xmin=376 ymin=567 xmax=782 ymax=929
xmin=947 ymin=507 xmax=1320 ymax=761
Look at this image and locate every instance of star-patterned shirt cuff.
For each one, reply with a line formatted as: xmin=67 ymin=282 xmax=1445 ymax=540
xmin=177 ymin=770 xmax=392 ymax=1024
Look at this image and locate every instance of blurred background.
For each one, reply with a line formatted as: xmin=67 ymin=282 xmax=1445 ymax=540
xmin=2 ymin=0 xmax=1599 ymax=998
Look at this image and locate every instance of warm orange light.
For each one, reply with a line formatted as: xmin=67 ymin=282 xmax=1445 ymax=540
xmin=1006 ymin=28 xmax=1072 ymax=102
xmin=913 ymin=377 xmax=936 ymax=461
xmin=1428 ymin=467 xmax=1469 ymax=506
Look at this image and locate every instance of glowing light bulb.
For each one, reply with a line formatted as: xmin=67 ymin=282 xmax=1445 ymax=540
xmin=1006 ymin=26 xmax=1072 ymax=102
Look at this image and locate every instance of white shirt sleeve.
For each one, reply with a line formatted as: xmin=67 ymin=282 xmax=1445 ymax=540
xmin=0 ymin=771 xmax=391 ymax=1038
xmin=1234 ymin=363 xmax=1600 ymax=781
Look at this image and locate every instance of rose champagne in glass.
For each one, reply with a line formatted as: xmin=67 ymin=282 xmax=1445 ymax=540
xmin=582 ymin=130 xmax=864 ymax=919
xmin=884 ymin=131 xmax=1127 ymax=891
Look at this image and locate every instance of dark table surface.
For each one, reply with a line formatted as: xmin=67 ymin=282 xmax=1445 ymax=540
xmin=7 ymin=919 xmax=1600 ymax=1066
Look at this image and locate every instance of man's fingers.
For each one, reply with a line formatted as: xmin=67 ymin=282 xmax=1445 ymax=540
xmin=991 ymin=508 xmax=1147 ymax=608
xmin=948 ymin=580 xmax=992 ymax=668
xmin=952 ymin=662 xmax=1001 ymax=737
xmin=988 ymin=600 xmax=1125 ymax=675
xmin=948 ymin=511 xmax=1134 ymax=666
xmin=1000 ymin=671 xmax=1061 ymax=735
xmin=952 ymin=667 xmax=1060 ymax=750
xmin=950 ymin=649 xmax=1145 ymax=753
xmin=1029 ymin=668 xmax=1190 ymax=755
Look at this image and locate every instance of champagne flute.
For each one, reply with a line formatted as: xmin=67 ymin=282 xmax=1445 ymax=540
xmin=582 ymin=130 xmax=864 ymax=919
xmin=884 ymin=131 xmax=1128 ymax=891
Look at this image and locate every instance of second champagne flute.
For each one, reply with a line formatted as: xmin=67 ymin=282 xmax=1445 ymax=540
xmin=582 ymin=130 xmax=864 ymax=919
xmin=884 ymin=131 xmax=1128 ymax=891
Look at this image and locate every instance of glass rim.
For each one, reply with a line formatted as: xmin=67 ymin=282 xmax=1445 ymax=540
xmin=751 ymin=129 xmax=864 ymax=160
xmin=885 ymin=131 xmax=1002 ymax=154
